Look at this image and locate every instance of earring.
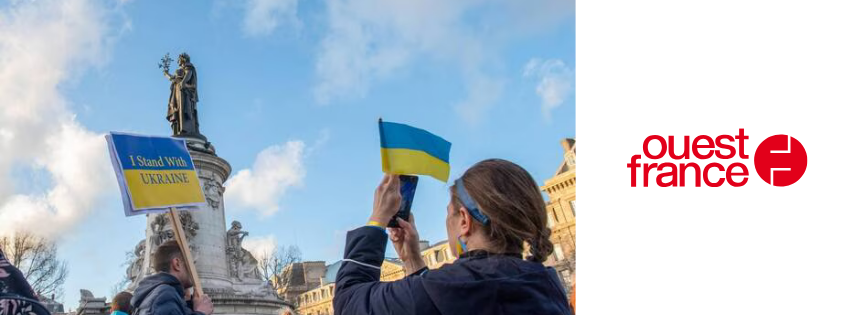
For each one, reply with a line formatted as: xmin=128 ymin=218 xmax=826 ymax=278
xmin=455 ymin=236 xmax=468 ymax=255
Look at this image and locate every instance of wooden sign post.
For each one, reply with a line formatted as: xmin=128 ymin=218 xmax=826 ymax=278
xmin=168 ymin=207 xmax=204 ymax=296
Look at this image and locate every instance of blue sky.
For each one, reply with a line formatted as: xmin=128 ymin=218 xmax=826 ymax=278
xmin=0 ymin=0 xmax=573 ymax=308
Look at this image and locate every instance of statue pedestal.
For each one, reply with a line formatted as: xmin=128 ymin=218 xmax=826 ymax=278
xmin=128 ymin=137 xmax=290 ymax=315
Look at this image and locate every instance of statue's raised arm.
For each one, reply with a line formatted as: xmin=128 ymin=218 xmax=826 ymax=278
xmin=159 ymin=53 xmax=175 ymax=80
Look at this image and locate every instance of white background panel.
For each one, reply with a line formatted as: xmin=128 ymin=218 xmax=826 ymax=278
xmin=578 ymin=0 xmax=851 ymax=313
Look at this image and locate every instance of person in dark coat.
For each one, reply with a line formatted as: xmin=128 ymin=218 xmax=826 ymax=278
xmin=0 ymin=247 xmax=51 ymax=315
xmin=0 ymin=248 xmax=37 ymax=300
xmin=334 ymin=159 xmax=574 ymax=315
xmin=131 ymin=240 xmax=213 ymax=315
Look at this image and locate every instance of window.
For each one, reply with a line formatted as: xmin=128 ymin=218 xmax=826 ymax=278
xmin=554 ymin=244 xmax=565 ymax=261
xmin=547 ymin=211 xmax=555 ymax=228
xmin=435 ymin=249 xmax=445 ymax=263
xmin=569 ymin=200 xmax=576 ymax=216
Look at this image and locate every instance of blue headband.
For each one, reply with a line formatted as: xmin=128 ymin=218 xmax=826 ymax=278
xmin=454 ymin=179 xmax=490 ymax=225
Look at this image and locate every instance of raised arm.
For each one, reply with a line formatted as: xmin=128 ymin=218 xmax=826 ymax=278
xmin=333 ymin=226 xmax=435 ymax=315
xmin=332 ymin=174 xmax=439 ymax=314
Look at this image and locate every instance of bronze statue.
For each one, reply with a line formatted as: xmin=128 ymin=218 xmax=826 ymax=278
xmin=161 ymin=53 xmax=200 ymax=136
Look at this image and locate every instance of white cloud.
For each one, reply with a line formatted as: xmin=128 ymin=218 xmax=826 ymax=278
xmin=0 ymin=0 xmax=122 ymax=238
xmin=0 ymin=121 xmax=113 ymax=237
xmin=314 ymin=0 xmax=482 ymax=107
xmin=242 ymin=234 xmax=278 ymax=259
xmin=225 ymin=141 xmax=307 ymax=217
xmin=524 ymin=58 xmax=574 ymax=121
xmin=243 ymin=0 xmax=301 ymax=37
xmin=313 ymin=0 xmax=572 ymax=122
xmin=456 ymin=75 xmax=506 ymax=125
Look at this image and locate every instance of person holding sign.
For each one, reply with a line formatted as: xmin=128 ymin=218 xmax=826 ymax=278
xmin=107 ymin=132 xmax=210 ymax=315
xmin=333 ymin=157 xmax=574 ymax=313
xmin=131 ymin=241 xmax=214 ymax=315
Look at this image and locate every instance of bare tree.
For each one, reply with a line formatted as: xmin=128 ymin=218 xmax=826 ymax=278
xmin=0 ymin=232 xmax=69 ymax=299
xmin=109 ymin=249 xmax=136 ymax=296
xmin=257 ymin=245 xmax=301 ymax=291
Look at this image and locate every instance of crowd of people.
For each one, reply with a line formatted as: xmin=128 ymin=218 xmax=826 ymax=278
xmin=0 ymin=159 xmax=575 ymax=315
xmin=1 ymin=250 xmax=139 ymax=315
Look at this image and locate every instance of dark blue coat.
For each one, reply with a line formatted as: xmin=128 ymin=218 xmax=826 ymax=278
xmin=334 ymin=226 xmax=574 ymax=315
xmin=131 ymin=273 xmax=204 ymax=315
xmin=0 ymin=249 xmax=51 ymax=315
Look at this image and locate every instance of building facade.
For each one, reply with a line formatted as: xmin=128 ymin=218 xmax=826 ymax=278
xmin=274 ymin=261 xmax=327 ymax=308
xmin=75 ymin=290 xmax=108 ymax=315
xmin=279 ymin=240 xmax=457 ymax=315
xmin=419 ymin=241 xmax=453 ymax=270
xmin=379 ymin=258 xmax=405 ymax=282
xmin=274 ymin=261 xmax=339 ymax=315
xmin=541 ymin=138 xmax=577 ymax=292
xmin=295 ymin=283 xmax=335 ymax=315
xmin=379 ymin=240 xmax=454 ymax=282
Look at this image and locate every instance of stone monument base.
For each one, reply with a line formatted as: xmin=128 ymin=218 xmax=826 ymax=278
xmin=206 ymin=286 xmax=290 ymax=315
xmin=124 ymin=136 xmax=294 ymax=315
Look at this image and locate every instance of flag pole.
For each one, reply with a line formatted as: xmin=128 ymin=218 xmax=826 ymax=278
xmin=378 ymin=117 xmax=389 ymax=173
xmin=168 ymin=207 xmax=204 ymax=297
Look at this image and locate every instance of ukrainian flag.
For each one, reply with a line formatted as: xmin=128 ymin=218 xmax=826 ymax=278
xmin=379 ymin=120 xmax=451 ymax=182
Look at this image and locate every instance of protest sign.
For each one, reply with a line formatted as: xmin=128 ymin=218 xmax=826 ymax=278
xmin=106 ymin=132 xmax=206 ymax=215
xmin=106 ymin=132 xmax=206 ymax=295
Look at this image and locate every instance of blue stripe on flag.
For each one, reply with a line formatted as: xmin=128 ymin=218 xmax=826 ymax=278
xmin=379 ymin=121 xmax=451 ymax=163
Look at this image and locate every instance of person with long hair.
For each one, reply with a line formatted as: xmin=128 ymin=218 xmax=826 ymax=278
xmin=333 ymin=159 xmax=573 ymax=314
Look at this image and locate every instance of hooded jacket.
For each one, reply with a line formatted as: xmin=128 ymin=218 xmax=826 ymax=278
xmin=333 ymin=226 xmax=574 ymax=315
xmin=131 ymin=272 xmax=202 ymax=315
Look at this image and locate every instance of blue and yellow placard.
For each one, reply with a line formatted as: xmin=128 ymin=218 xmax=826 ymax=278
xmin=106 ymin=132 xmax=206 ymax=216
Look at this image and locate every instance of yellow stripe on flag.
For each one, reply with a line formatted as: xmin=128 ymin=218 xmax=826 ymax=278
xmin=381 ymin=148 xmax=450 ymax=182
xmin=124 ymin=169 xmax=206 ymax=209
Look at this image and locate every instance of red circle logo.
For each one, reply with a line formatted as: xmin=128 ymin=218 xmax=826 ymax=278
xmin=753 ymin=135 xmax=807 ymax=186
